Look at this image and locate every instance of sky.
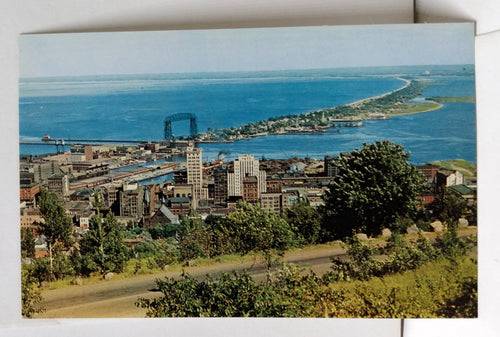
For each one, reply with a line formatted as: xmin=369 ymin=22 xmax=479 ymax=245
xmin=19 ymin=23 xmax=475 ymax=78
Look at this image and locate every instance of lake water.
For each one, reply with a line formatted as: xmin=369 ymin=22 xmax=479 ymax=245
xmin=19 ymin=66 xmax=476 ymax=165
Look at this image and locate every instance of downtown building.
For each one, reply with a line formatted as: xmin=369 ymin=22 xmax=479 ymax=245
xmin=186 ymin=147 xmax=203 ymax=205
xmin=228 ymin=154 xmax=266 ymax=199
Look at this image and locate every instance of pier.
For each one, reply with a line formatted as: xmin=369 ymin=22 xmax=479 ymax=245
xmin=20 ymin=138 xmax=148 ymax=146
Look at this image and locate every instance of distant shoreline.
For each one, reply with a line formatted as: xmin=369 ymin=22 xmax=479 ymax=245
xmin=197 ymin=76 xmax=442 ymax=144
xmin=346 ymin=77 xmax=411 ymax=108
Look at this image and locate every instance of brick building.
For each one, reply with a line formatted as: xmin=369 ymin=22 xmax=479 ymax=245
xmin=260 ymin=193 xmax=282 ymax=214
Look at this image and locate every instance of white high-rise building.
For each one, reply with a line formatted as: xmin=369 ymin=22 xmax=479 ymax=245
xmin=186 ymin=147 xmax=203 ymax=203
xmin=228 ymin=154 xmax=266 ymax=197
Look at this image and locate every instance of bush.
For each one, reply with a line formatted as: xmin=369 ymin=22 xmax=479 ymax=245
xmin=434 ymin=226 xmax=470 ymax=260
xmin=136 ymin=257 xmax=477 ymax=318
xmin=179 ymin=242 xmax=206 ymax=261
xmin=134 ymin=241 xmax=157 ymax=258
xmin=21 ymin=269 xmax=44 ymax=318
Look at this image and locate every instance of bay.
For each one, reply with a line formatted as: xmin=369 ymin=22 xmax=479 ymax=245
xmin=19 ymin=66 xmax=476 ymax=164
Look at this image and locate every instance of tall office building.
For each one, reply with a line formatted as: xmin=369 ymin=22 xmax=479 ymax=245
xmin=228 ymin=154 xmax=266 ymax=198
xmin=186 ymin=147 xmax=203 ymax=203
xmin=213 ymin=164 xmax=228 ymax=203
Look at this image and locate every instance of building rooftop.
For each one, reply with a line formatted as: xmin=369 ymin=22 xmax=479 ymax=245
xmin=158 ymin=204 xmax=180 ymax=224
xmin=449 ymin=184 xmax=475 ymax=196
xmin=170 ymin=197 xmax=191 ymax=203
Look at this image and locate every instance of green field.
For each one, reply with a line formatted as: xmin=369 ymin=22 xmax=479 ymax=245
xmin=427 ymin=96 xmax=475 ymax=103
xmin=431 ymin=159 xmax=477 ymax=179
xmin=388 ymin=102 xmax=443 ymax=116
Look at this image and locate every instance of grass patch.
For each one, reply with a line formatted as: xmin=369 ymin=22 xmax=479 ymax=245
xmin=431 ymin=159 xmax=477 ymax=178
xmin=388 ymin=102 xmax=443 ymax=116
xmin=328 ymin=256 xmax=477 ymax=318
xmin=427 ymin=96 xmax=475 ymax=103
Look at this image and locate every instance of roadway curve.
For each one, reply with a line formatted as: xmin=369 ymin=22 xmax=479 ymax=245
xmin=37 ymin=245 xmax=346 ymax=318
xmin=36 ymin=227 xmax=477 ymax=318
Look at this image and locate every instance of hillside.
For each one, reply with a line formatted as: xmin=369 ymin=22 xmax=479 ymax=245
xmin=430 ymin=159 xmax=477 ymax=180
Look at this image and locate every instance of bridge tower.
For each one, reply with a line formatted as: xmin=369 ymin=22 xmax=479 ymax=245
xmin=164 ymin=113 xmax=198 ymax=140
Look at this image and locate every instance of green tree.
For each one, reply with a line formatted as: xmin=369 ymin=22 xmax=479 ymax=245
xmin=21 ymin=269 xmax=44 ymax=318
xmin=21 ymin=227 xmax=35 ymax=260
xmin=78 ymin=212 xmax=130 ymax=276
xmin=225 ymin=202 xmax=298 ymax=271
xmin=431 ymin=187 xmax=467 ymax=225
xmin=322 ymin=141 xmax=425 ymax=238
xmin=282 ymin=200 xmax=322 ymax=244
xmin=38 ymin=188 xmax=73 ymax=279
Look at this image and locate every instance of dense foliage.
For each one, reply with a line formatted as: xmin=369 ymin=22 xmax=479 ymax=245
xmin=322 ymin=140 xmax=426 ymax=238
xmin=136 ymin=230 xmax=477 ymax=318
xmin=431 ymin=187 xmax=468 ymax=224
xmin=74 ymin=212 xmax=131 ymax=276
xmin=21 ymin=269 xmax=44 ymax=318
xmin=38 ymin=188 xmax=74 ymax=279
xmin=21 ymin=227 xmax=35 ymax=260
xmin=282 ymin=200 xmax=322 ymax=245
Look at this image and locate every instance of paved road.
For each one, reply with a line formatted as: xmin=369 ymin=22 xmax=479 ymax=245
xmin=37 ymin=245 xmax=346 ymax=318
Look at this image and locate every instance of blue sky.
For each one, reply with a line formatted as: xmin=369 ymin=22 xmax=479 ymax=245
xmin=19 ymin=23 xmax=475 ymax=78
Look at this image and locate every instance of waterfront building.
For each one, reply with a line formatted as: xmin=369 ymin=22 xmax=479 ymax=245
xmin=143 ymin=142 xmax=160 ymax=153
xmin=70 ymin=145 xmax=86 ymax=163
xmin=186 ymin=147 xmax=203 ymax=204
xmin=324 ymin=153 xmax=353 ymax=178
xmin=84 ymin=145 xmax=93 ymax=161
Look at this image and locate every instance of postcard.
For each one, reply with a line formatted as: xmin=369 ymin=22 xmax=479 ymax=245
xmin=19 ymin=23 xmax=476 ymax=319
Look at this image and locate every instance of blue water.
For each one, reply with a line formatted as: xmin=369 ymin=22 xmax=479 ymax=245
xmin=19 ymin=66 xmax=476 ymax=165
xmin=138 ymin=174 xmax=173 ymax=186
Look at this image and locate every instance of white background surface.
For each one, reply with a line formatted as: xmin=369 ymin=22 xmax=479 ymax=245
xmin=1 ymin=1 xmax=499 ymax=336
